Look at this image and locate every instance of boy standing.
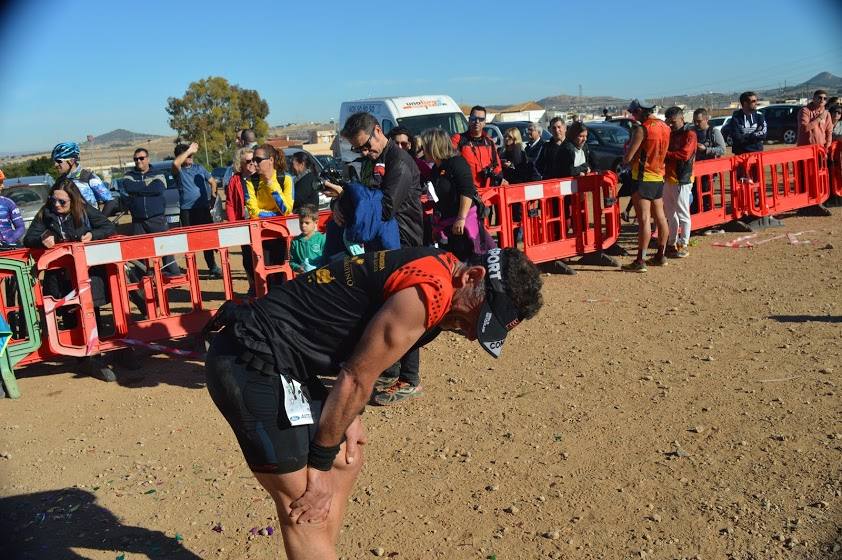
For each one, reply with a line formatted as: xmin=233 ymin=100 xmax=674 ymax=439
xmin=290 ymin=204 xmax=325 ymax=273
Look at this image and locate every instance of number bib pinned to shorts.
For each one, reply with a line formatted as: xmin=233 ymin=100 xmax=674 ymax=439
xmin=281 ymin=376 xmax=314 ymax=426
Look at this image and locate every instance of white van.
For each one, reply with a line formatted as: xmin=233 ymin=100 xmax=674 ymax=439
xmin=337 ymin=95 xmax=468 ymax=164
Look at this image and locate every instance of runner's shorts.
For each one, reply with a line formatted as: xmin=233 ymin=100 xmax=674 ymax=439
xmin=637 ymin=180 xmax=664 ymax=201
xmin=206 ymin=328 xmax=326 ymax=474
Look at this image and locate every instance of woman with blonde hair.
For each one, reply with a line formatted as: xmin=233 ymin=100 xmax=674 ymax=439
xmin=225 ymin=147 xmax=257 ymax=293
xmin=418 ymin=127 xmax=495 ymax=260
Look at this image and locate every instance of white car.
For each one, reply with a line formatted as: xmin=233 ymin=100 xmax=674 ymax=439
xmin=708 ymin=116 xmax=732 ymax=146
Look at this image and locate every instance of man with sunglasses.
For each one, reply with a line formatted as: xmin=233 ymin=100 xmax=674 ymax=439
xmin=51 ymin=141 xmax=118 ymax=217
xmin=121 ymin=148 xmax=179 ymax=275
xmin=336 ymin=112 xmax=425 ymax=405
xmin=451 ymin=106 xmax=506 ymax=190
xmin=723 ymin=92 xmax=767 ymax=156
xmin=797 ymin=90 xmax=833 ymax=149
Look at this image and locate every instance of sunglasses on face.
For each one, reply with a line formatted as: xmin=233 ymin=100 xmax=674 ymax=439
xmin=396 ymin=141 xmax=411 ymax=149
xmin=51 ymin=197 xmax=70 ymax=206
xmin=469 ymin=116 xmax=486 ymax=123
xmin=816 ymin=96 xmax=828 ymax=101
xmin=252 ymin=155 xmax=271 ymax=164
xmin=133 ymin=156 xmax=147 ymax=162
xmin=243 ymin=158 xmax=255 ymax=165
xmin=351 ymin=127 xmax=377 ymax=154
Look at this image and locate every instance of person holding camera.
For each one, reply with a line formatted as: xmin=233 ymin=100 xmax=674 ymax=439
xmin=451 ymin=105 xmax=508 ymax=191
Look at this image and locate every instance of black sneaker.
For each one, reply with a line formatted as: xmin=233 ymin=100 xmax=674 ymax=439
xmin=208 ymin=267 xmax=223 ymax=280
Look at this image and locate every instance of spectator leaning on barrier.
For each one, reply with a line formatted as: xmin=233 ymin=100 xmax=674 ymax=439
xmin=621 ymin=99 xmax=671 ymax=273
xmin=690 ymin=108 xmax=726 ymax=214
xmin=524 ymin=122 xmax=546 ymax=166
xmin=121 ymin=148 xmax=179 ymax=275
xmin=451 ymin=106 xmax=507 ymax=190
xmin=336 ymin=111 xmax=425 ymax=406
xmin=173 ymin=142 xmax=222 ymax=279
xmin=51 ymin=141 xmax=118 ymax=217
xmin=23 ymin=179 xmax=117 ymax=380
xmin=797 ymin=90 xmax=833 ymax=150
xmin=724 ymin=91 xmax=766 ymax=156
xmin=0 ymin=168 xmax=25 ymax=248
xmin=663 ymin=107 xmax=697 ymax=259
xmin=557 ymin=121 xmax=596 ymax=178
xmin=536 ymin=117 xmax=568 ymax=179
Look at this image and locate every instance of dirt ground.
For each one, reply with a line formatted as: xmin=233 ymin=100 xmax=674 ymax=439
xmin=1 ymin=209 xmax=841 ymax=560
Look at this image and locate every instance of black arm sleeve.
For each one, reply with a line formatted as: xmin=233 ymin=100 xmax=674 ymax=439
xmin=558 ymin=145 xmax=576 ymax=178
xmin=23 ymin=216 xmax=48 ymax=248
xmin=451 ymin=157 xmax=477 ymax=200
xmin=86 ymin=206 xmax=116 ymax=240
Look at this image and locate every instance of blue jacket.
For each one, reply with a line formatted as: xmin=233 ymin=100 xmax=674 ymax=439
xmin=121 ymin=168 xmax=167 ymax=219
xmin=726 ymin=109 xmax=767 ymax=155
xmin=334 ymin=181 xmax=401 ymax=252
xmin=0 ymin=196 xmax=25 ymax=246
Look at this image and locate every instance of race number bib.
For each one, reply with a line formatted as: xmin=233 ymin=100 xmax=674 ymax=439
xmin=281 ymin=376 xmax=314 ymax=426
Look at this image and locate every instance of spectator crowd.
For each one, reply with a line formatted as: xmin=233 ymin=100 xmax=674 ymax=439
xmin=0 ymin=90 xmax=839 ymax=394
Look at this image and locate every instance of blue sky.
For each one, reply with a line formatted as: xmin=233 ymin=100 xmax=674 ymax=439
xmin=1 ymin=0 xmax=840 ymax=154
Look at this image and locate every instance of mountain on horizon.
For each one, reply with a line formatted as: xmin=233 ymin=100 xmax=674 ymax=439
xmin=87 ymin=128 xmax=164 ymax=146
xmin=799 ymin=71 xmax=842 ymax=89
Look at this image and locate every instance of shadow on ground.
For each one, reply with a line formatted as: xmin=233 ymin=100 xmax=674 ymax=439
xmin=0 ymin=488 xmax=202 ymax=559
xmin=769 ymin=315 xmax=842 ymax=324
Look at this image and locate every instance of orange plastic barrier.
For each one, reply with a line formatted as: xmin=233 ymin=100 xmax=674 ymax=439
xmin=690 ymin=156 xmax=743 ymax=230
xmin=829 ymin=140 xmax=842 ymax=198
xmin=741 ymin=145 xmax=829 ymax=217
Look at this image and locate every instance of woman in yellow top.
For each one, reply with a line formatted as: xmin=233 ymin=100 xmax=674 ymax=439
xmin=245 ymin=144 xmax=294 ymax=218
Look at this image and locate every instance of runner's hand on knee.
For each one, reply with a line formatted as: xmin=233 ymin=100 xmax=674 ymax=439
xmin=289 ymin=467 xmax=334 ymax=524
xmin=344 ymin=416 xmax=367 ymax=465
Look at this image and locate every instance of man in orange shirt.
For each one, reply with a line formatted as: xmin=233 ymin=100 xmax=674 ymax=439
xmin=621 ymin=99 xmax=671 ymax=272
xmin=797 ymin=90 xmax=833 ymax=149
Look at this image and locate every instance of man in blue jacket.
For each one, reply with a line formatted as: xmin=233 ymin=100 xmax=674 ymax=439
xmin=122 ymin=148 xmax=179 ymax=275
xmin=725 ymin=91 xmax=767 ymax=155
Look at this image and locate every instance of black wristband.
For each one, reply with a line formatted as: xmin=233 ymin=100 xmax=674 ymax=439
xmin=308 ymin=441 xmax=341 ymax=471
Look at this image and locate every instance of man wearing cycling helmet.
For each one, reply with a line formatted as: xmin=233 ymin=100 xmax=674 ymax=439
xmin=51 ymin=141 xmax=118 ymax=217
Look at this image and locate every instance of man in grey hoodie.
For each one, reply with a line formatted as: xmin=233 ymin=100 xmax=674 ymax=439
xmin=690 ymin=108 xmax=726 ymax=213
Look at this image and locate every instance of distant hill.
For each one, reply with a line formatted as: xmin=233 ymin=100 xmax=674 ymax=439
xmin=87 ymin=129 xmax=164 ymax=146
xmin=800 ymin=72 xmax=842 ymax=89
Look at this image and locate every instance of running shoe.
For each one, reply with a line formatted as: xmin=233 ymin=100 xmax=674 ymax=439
xmin=645 ymin=255 xmax=668 ymax=267
xmin=674 ymin=244 xmax=689 ymax=258
xmin=621 ymin=259 xmax=647 ymax=273
xmin=665 ymin=246 xmax=680 ymax=258
xmin=208 ymin=267 xmax=223 ymax=280
xmin=371 ymin=381 xmax=422 ymax=406
xmin=373 ymin=374 xmax=400 ymax=392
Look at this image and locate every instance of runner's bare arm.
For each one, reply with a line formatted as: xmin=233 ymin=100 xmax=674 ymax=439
xmin=316 ymin=286 xmax=428 ymax=447
xmin=623 ymin=126 xmax=644 ymax=165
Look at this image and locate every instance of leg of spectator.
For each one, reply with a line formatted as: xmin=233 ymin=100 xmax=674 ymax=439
xmin=398 ymin=348 xmax=420 ymax=387
xmin=677 ymin=183 xmax=693 ymax=249
xmin=241 ymin=244 xmax=254 ymax=292
xmin=663 ymin=181 xmax=679 ymax=249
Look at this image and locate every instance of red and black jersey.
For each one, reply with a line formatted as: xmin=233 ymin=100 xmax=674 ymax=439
xmin=232 ymin=247 xmax=460 ymax=381
xmin=451 ymin=132 xmax=502 ymax=190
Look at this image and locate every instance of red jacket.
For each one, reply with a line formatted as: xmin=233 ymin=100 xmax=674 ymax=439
xmin=225 ymin=173 xmax=246 ymax=221
xmin=451 ymin=132 xmax=502 ymax=189
xmin=665 ymin=127 xmax=697 ymax=184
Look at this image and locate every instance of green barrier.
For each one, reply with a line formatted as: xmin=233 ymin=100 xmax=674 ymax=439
xmin=0 ymin=257 xmax=42 ymax=399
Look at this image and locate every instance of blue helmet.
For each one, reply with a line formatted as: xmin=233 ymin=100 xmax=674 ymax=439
xmin=51 ymin=141 xmax=80 ymax=161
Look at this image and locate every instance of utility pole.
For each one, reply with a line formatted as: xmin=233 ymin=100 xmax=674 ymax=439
xmin=202 ymin=129 xmax=210 ymax=168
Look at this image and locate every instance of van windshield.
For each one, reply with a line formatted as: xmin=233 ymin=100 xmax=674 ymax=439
xmin=397 ymin=112 xmax=468 ymax=136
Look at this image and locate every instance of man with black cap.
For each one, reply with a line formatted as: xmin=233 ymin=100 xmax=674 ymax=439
xmin=621 ymin=98 xmax=671 ymax=272
xmin=203 ymin=246 xmax=543 ymax=559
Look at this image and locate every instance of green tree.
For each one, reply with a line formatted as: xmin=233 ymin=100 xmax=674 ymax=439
xmin=1 ymin=156 xmax=58 ymax=179
xmin=166 ymin=76 xmax=270 ymax=168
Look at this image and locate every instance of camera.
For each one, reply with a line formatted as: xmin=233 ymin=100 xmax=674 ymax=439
xmin=480 ymin=165 xmax=503 ymax=187
xmin=318 ymin=168 xmax=348 ymax=192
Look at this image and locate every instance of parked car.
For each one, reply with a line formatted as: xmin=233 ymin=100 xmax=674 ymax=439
xmin=211 ymin=166 xmax=228 ymax=185
xmin=3 ymin=183 xmax=50 ymax=230
xmin=314 ymin=154 xmax=342 ymax=173
xmin=489 ymin=121 xmax=552 ymax=144
xmin=584 ymin=122 xmax=630 ymax=173
xmin=758 ymin=104 xmax=800 ymax=144
xmin=603 ymin=117 xmax=636 ymax=132
xmin=3 ymin=174 xmax=55 ymax=189
xmin=708 ymin=116 xmax=733 ymax=146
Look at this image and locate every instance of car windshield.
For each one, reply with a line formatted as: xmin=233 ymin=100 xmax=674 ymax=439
xmin=6 ymin=188 xmax=45 ymax=205
xmin=397 ymin=112 xmax=468 ymax=136
xmin=709 ymin=117 xmax=726 ymax=126
xmin=590 ymin=126 xmax=629 ymax=145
